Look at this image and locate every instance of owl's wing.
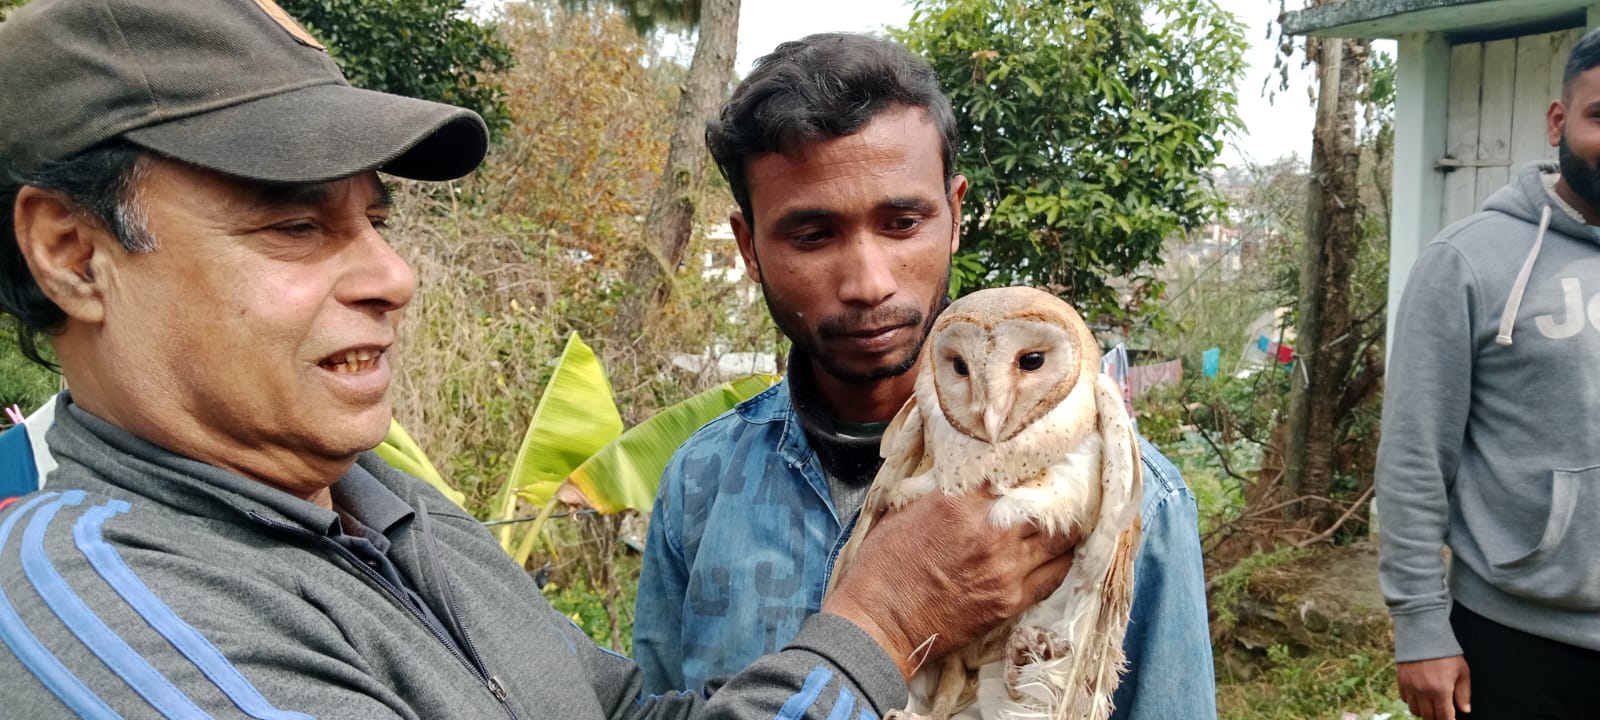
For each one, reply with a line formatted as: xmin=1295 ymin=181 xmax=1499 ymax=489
xmin=1081 ymin=371 xmax=1144 ymax=715
xmin=1093 ymin=372 xmax=1142 ymax=541
xmin=823 ymin=394 xmax=928 ymax=596
xmin=876 ymin=389 xmax=929 ymax=487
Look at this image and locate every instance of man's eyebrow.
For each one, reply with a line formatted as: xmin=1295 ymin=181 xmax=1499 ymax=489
xmin=253 ymin=182 xmax=330 ymax=207
xmin=771 ymin=198 xmax=941 ymax=230
xmin=248 ymin=176 xmax=393 ymax=209
xmin=884 ymin=197 xmax=939 ymax=214
xmin=772 ymin=207 xmax=832 ymax=231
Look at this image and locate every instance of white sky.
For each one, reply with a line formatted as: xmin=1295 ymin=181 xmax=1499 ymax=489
xmin=731 ymin=0 xmax=1380 ymax=168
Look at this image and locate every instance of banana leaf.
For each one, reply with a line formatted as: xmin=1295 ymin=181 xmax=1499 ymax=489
xmin=375 ymin=419 xmax=465 ymax=507
xmin=565 ymin=373 xmax=779 ymax=514
xmin=495 ymin=332 xmax=624 ymax=547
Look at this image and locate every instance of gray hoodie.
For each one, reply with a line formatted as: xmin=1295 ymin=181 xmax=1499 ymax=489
xmin=1379 ymin=161 xmax=1600 ymax=663
xmin=0 ymin=396 xmax=907 ymax=718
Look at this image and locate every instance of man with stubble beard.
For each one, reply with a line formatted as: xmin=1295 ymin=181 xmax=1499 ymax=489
xmin=633 ymin=33 xmax=1217 ymax=720
xmin=1379 ymin=25 xmax=1600 ymax=720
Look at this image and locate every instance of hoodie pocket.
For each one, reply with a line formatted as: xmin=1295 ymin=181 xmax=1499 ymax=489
xmin=1488 ymin=466 xmax=1600 ymax=609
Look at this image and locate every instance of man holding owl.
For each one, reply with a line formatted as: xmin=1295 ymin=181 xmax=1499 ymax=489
xmin=634 ymin=32 xmax=1217 ymax=720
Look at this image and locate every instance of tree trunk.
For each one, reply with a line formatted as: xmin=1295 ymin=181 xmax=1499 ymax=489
xmin=1283 ymin=34 xmax=1370 ymax=529
xmin=611 ymin=0 xmax=741 ymax=343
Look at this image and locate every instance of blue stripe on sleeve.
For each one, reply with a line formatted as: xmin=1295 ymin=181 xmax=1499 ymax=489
xmin=774 ymin=665 xmax=833 ymax=720
xmin=0 ymin=491 xmax=121 ymax=718
xmin=74 ymin=499 xmax=314 ymax=720
xmin=823 ymin=686 xmax=855 ymax=720
xmin=23 ymin=492 xmax=212 ymax=718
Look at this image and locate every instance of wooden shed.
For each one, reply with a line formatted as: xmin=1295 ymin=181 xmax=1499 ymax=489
xmin=1283 ymin=0 xmax=1600 ymax=356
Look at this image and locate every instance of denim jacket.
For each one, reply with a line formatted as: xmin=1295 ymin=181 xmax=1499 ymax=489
xmin=634 ymin=379 xmax=1218 ymax=720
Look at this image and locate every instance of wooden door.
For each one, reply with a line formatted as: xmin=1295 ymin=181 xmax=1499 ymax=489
xmin=1441 ymin=27 xmax=1585 ymax=225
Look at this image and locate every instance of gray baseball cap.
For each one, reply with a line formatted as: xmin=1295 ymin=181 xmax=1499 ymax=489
xmin=0 ymin=0 xmax=489 ymax=183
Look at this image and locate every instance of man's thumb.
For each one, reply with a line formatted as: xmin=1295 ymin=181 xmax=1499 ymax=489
xmin=1455 ymin=663 xmax=1472 ymax=714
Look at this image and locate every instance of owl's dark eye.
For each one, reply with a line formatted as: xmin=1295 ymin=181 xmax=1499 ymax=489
xmin=952 ymin=356 xmax=969 ymax=376
xmin=1018 ymin=352 xmax=1045 ymax=371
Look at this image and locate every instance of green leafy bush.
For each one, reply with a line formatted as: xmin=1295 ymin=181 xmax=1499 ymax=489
xmin=896 ymin=0 xmax=1246 ymax=323
xmin=282 ymin=0 xmax=514 ymax=134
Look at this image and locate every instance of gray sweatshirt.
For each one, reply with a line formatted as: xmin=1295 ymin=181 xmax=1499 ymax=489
xmin=0 ymin=396 xmax=907 ymax=718
xmin=1378 ymin=161 xmax=1600 ymax=663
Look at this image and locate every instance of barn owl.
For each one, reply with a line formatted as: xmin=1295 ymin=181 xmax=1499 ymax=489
xmin=826 ymin=286 xmax=1143 ymax=720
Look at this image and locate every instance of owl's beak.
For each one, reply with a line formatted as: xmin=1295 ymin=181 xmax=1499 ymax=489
xmin=982 ymin=406 xmax=1004 ymax=442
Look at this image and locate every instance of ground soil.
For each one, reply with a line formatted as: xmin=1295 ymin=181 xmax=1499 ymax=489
xmin=1215 ymin=539 xmax=1391 ymax=677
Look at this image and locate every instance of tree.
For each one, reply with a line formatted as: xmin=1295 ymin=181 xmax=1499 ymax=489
xmin=281 ymin=0 xmax=514 ymax=135
xmin=894 ymin=0 xmax=1246 ymax=323
xmin=590 ymin=0 xmax=741 ymax=344
xmin=475 ymin=1 xmax=676 ymax=261
xmin=1280 ymin=30 xmax=1390 ymax=532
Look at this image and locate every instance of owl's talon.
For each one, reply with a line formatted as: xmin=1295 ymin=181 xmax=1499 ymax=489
xmin=1004 ymin=624 xmax=1069 ymax=699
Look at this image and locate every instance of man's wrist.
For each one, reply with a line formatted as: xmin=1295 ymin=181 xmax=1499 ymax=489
xmin=821 ymin=595 xmax=917 ymax=679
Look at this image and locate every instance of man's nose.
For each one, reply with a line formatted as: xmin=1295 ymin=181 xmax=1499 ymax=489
xmin=837 ymin=233 xmax=897 ymax=306
xmin=341 ymin=225 xmax=416 ymax=313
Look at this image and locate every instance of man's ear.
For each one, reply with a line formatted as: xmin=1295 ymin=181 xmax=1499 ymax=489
xmin=731 ymin=210 xmax=762 ymax=284
xmin=1549 ymin=99 xmax=1568 ymax=148
xmin=947 ymin=174 xmax=970 ymax=254
xmin=13 ymin=186 xmax=111 ymax=323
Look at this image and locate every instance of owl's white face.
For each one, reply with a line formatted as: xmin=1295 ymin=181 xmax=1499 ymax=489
xmin=929 ymin=316 xmax=1081 ymax=443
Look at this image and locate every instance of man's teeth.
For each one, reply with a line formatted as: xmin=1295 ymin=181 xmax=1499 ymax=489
xmin=326 ymin=349 xmax=380 ymax=373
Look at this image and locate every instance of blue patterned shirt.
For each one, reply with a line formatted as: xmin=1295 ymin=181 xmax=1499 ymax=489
xmin=634 ymin=378 xmax=1218 ymax=719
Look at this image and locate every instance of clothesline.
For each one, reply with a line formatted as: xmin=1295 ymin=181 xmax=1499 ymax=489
xmin=1100 ymin=334 xmax=1297 ymax=410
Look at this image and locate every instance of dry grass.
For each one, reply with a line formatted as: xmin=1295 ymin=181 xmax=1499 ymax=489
xmin=371 ymin=3 xmax=786 ymax=519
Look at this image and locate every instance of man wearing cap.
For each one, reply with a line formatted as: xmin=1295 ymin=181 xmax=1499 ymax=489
xmin=0 ymin=1 xmax=1077 ymax=717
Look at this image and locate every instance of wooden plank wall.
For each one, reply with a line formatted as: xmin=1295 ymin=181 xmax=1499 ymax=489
xmin=1441 ymin=26 xmax=1586 ymax=225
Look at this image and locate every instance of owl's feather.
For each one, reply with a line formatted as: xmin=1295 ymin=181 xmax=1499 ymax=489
xmin=825 ymin=287 xmax=1143 ymax=720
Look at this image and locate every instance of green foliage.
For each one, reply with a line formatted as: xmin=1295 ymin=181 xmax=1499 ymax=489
xmin=1363 ymin=50 xmax=1396 ymax=147
xmin=543 ymin=578 xmax=637 ymax=652
xmin=1218 ymin=645 xmax=1413 ymax=720
xmin=374 ymin=419 xmax=467 ymax=506
xmin=1209 ymin=544 xmax=1306 ymax=631
xmin=483 ymin=328 xmax=772 ymax=566
xmin=498 ymin=332 xmax=625 ymax=524
xmin=895 ymin=0 xmax=1246 ymax=323
xmin=536 ymin=513 xmax=643 ymax=653
xmin=382 ymin=2 xmax=759 ymax=520
xmin=280 ymin=0 xmax=514 ymax=135
xmin=561 ymin=0 xmax=702 ymax=33
xmin=1163 ymin=428 xmax=1257 ymax=534
xmin=568 ymin=372 xmax=778 ymax=513
xmin=0 ymin=323 xmax=57 ymax=413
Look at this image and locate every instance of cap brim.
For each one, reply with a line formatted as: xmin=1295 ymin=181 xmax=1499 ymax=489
xmin=123 ymin=84 xmax=488 ymax=184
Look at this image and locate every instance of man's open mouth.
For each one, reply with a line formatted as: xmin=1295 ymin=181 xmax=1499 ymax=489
xmin=321 ymin=349 xmax=382 ymax=374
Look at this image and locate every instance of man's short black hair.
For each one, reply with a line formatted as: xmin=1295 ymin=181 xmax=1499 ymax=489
xmin=0 ymin=141 xmax=153 ymax=369
xmin=1564 ymin=27 xmax=1600 ymax=100
xmin=707 ymin=32 xmax=958 ymax=224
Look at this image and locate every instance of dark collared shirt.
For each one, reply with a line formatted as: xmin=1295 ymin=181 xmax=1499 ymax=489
xmin=329 ymin=465 xmax=462 ymax=655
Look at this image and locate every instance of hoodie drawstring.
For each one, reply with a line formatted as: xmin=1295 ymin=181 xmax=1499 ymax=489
xmin=1496 ymin=204 xmax=1552 ymax=346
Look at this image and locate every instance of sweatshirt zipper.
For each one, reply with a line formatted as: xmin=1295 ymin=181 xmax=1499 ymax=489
xmin=413 ymin=501 xmax=508 ymax=709
xmin=247 ymin=512 xmax=520 ymax=720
